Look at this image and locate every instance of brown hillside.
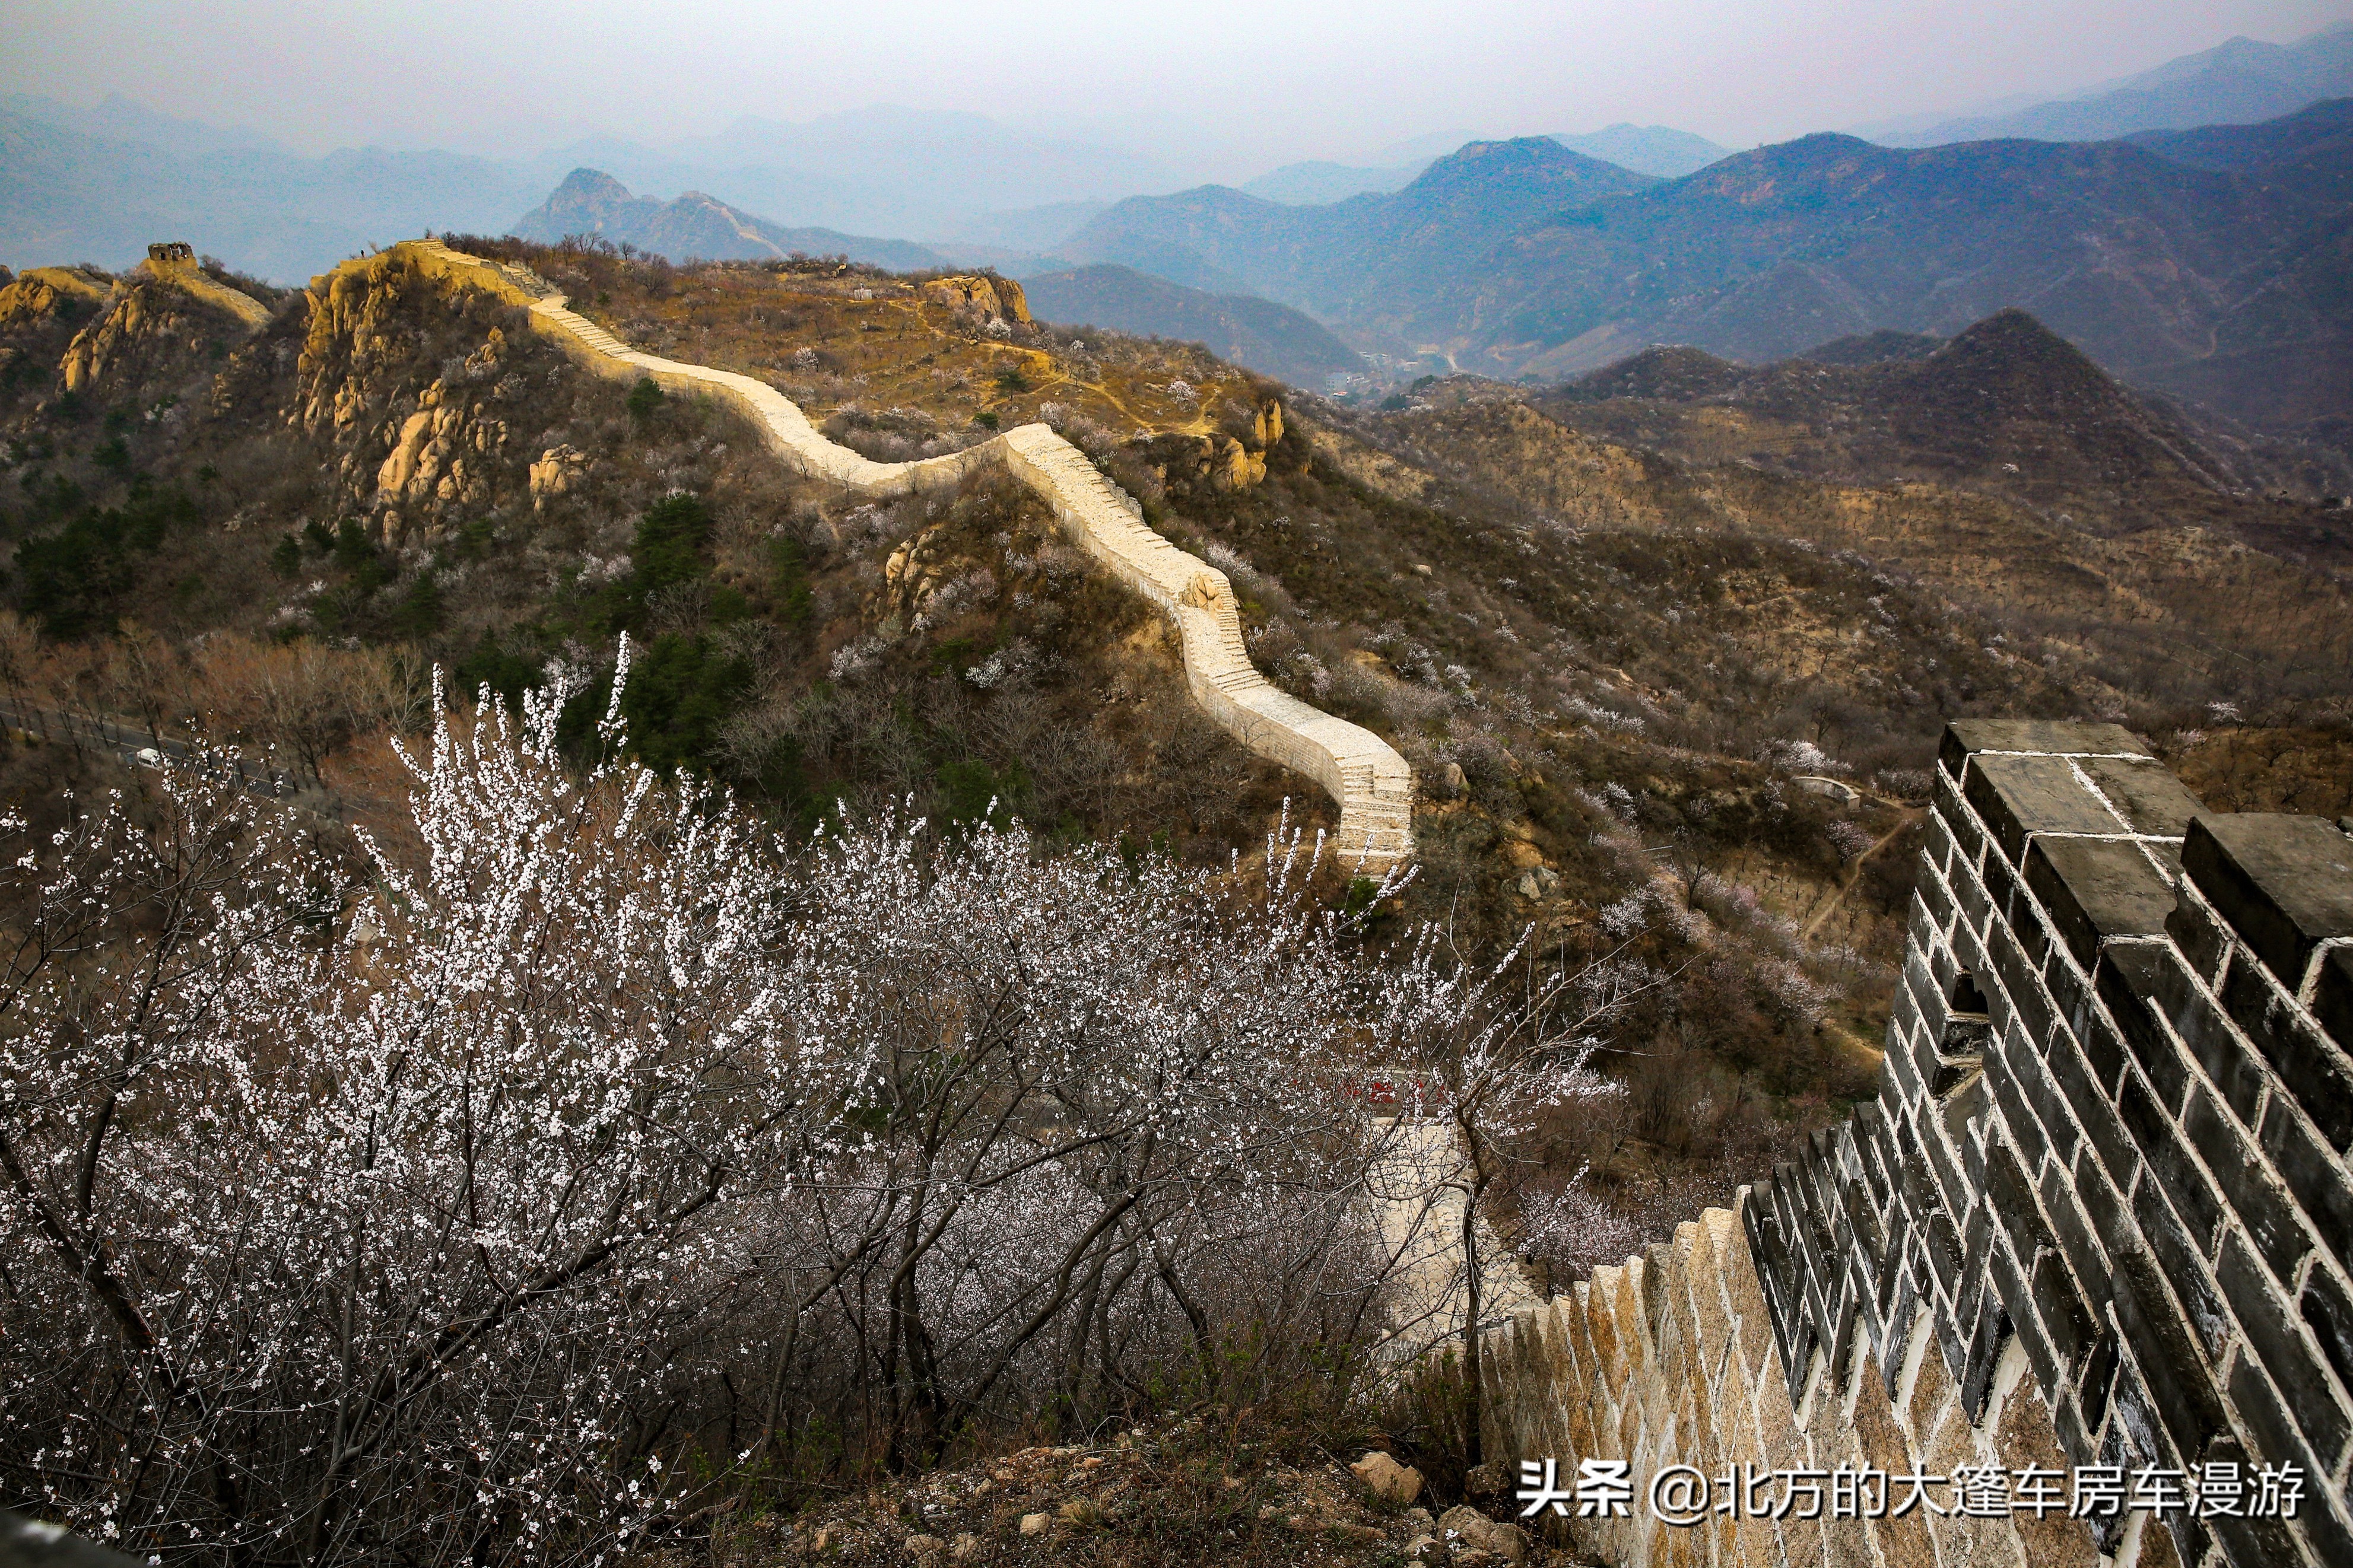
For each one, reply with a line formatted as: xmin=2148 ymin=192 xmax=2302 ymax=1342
xmin=5 ymin=236 xmax=2345 ymax=1258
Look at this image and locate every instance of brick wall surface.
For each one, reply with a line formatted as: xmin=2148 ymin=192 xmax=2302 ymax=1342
xmin=1478 ymin=721 xmax=2353 ymax=1568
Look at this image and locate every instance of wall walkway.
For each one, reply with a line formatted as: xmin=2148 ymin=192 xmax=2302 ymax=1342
xmin=1368 ymin=1118 xmax=1545 ymax=1369
xmin=396 ymin=241 xmax=1415 ymax=873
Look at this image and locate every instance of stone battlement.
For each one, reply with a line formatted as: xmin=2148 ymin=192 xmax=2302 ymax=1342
xmin=1477 ymin=721 xmax=2353 ymax=1567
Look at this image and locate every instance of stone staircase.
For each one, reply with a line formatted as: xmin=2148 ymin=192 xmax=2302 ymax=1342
xmin=1366 ymin=1118 xmax=1545 ymax=1370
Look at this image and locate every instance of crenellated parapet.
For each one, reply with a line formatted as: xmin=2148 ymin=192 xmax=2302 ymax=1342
xmin=1476 ymin=720 xmax=2353 ymax=1567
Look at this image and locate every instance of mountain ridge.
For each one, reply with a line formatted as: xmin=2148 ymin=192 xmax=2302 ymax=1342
xmin=1873 ymin=20 xmax=2353 ymax=146
xmin=1237 ymin=124 xmax=1729 ymax=207
xmin=1548 ymin=123 xmax=1732 ymax=176
xmin=1534 ymin=308 xmax=2344 ymax=519
xmin=1064 ymin=137 xmax=1656 ymax=323
xmin=1018 ymin=263 xmax=1361 ymax=387
xmin=510 ymin=169 xmax=947 ymax=272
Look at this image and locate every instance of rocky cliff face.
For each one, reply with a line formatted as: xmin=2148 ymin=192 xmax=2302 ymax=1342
xmin=56 ymin=259 xmax=263 ymax=397
xmin=290 ymin=252 xmax=574 ymax=544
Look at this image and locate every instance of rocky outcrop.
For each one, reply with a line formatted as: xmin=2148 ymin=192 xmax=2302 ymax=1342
xmin=389 ymin=240 xmax=1413 ymax=872
xmin=370 ymin=374 xmax=508 ymax=526
xmin=1139 ymin=427 xmax=1274 ymax=492
xmin=56 ymin=257 xmax=268 ymax=395
xmin=527 ymin=443 xmax=588 ymax=508
xmin=920 ymin=273 xmax=1030 ymax=325
xmin=0 ymin=268 xmax=109 ymax=387
xmin=0 ymin=266 xmax=110 ymax=331
xmin=291 ymin=254 xmax=544 ymax=543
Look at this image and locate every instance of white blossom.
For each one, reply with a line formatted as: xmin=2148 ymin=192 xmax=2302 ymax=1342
xmin=0 ymin=676 xmax=1608 ymax=1563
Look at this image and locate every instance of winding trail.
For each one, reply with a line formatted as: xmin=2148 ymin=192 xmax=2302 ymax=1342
xmin=399 ymin=241 xmax=1414 ymax=872
xmin=1800 ymin=806 xmax=1921 ymax=942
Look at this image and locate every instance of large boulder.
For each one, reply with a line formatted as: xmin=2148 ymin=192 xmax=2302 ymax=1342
xmin=920 ymin=274 xmax=1031 ymax=325
xmin=1439 ymin=1504 xmax=1529 ymax=1564
xmin=528 ymin=444 xmax=588 ymax=508
xmin=1349 ymin=1449 xmax=1424 ymax=1505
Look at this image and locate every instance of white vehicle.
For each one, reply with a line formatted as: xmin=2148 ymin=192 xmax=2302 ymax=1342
xmin=132 ymin=747 xmax=164 ymax=769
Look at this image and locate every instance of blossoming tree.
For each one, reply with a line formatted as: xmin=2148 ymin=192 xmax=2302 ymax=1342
xmin=0 ymin=656 xmax=1596 ymax=1564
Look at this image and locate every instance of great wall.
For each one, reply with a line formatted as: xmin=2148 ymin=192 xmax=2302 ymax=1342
xmin=19 ymin=243 xmax=2353 ymax=1568
xmin=391 ymin=240 xmax=1418 ymax=874
xmin=1461 ymin=721 xmax=2353 ymax=1568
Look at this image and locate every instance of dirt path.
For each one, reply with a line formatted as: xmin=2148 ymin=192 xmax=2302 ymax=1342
xmin=1802 ymin=807 xmax=1922 ymax=942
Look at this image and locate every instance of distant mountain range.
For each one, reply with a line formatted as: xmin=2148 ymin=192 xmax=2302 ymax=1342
xmin=639 ymin=106 xmax=1179 ymax=238
xmin=1018 ymin=265 xmax=1360 ymax=388
xmin=1869 ymin=20 xmax=2353 ymax=146
xmin=510 ymin=170 xmax=948 ymax=272
xmin=0 ymin=104 xmax=544 ymax=281
xmin=1 ymin=91 xmax=288 ymax=159
xmin=0 ymin=98 xmax=1176 ymax=279
xmin=1070 ymin=101 xmax=2353 ymax=440
xmin=1239 ymin=124 xmax=1730 ymax=206
xmin=1240 ymin=160 xmax=1428 ymax=206
xmin=1063 ymin=138 xmax=1657 ymax=324
xmin=515 ymin=102 xmax=2353 ymax=440
xmin=2132 ymin=98 xmax=2353 ymax=202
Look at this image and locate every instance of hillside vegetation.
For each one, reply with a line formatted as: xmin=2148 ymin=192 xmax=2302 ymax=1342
xmin=4 ymin=235 xmax=2348 ymax=1334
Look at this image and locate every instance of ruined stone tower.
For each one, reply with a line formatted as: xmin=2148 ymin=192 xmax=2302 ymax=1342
xmin=1478 ymin=720 xmax=2353 ymax=1568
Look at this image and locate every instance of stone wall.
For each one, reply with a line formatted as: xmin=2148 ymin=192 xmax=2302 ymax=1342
xmin=1477 ymin=721 xmax=2353 ymax=1567
xmin=389 ymin=241 xmax=1415 ymax=873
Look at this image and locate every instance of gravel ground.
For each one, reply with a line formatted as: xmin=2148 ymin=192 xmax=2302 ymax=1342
xmin=630 ymin=1417 xmax=1602 ymax=1567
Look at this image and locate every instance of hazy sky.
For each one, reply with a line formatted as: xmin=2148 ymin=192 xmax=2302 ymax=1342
xmin=5 ymin=0 xmax=2349 ymax=174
